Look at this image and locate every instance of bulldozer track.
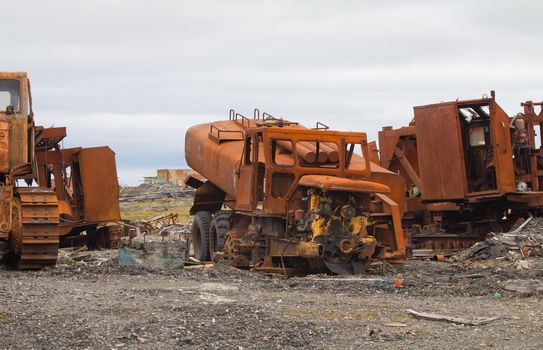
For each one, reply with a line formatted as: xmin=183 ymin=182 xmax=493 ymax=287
xmin=14 ymin=188 xmax=59 ymax=269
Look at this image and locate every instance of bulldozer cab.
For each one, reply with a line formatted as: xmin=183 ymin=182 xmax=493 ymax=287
xmin=236 ymin=126 xmax=374 ymax=214
xmin=0 ymin=72 xmax=33 ymax=177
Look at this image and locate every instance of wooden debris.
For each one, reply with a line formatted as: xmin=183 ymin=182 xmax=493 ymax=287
xmin=384 ymin=322 xmax=408 ymax=328
xmin=406 ymin=309 xmax=499 ymax=326
xmin=504 ymin=279 xmax=543 ymax=294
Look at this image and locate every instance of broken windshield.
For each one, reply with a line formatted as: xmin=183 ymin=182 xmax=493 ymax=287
xmin=0 ymin=79 xmax=20 ymax=111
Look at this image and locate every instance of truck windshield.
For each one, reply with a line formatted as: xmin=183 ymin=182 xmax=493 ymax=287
xmin=0 ymin=79 xmax=20 ymax=111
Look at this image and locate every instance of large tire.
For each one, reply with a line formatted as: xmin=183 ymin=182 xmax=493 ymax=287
xmin=210 ymin=211 xmax=232 ymax=253
xmin=192 ymin=211 xmax=212 ymax=261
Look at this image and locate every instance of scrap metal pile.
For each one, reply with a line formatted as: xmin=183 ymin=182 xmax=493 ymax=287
xmin=4 ymin=70 xmax=543 ymax=277
xmin=119 ymin=183 xmax=195 ymax=202
xmin=452 ymin=215 xmax=543 ymax=264
xmin=117 ymin=213 xmax=191 ymax=270
xmin=126 ymin=213 xmax=190 ymax=238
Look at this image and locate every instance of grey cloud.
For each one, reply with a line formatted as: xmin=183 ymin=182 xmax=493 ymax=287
xmin=2 ymin=0 xmax=542 ymax=183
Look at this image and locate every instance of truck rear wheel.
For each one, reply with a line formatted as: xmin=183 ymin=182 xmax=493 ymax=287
xmin=210 ymin=211 xmax=231 ymax=254
xmin=192 ymin=211 xmax=212 ymax=261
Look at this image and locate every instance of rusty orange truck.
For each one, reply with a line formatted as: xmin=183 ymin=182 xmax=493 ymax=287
xmin=185 ymin=110 xmax=406 ymax=274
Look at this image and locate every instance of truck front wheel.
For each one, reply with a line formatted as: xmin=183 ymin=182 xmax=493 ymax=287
xmin=191 ymin=211 xmax=212 ymax=261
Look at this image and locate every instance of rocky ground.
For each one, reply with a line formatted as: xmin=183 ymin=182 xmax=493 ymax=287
xmin=1 ymin=253 xmax=542 ymax=349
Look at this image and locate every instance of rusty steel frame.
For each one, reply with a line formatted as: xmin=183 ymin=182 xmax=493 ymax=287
xmin=35 ymin=131 xmax=121 ymax=240
xmin=378 ymin=92 xmax=543 ymax=255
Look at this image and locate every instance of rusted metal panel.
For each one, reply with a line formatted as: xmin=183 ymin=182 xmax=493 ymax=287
xmin=367 ymin=141 xmax=380 ymax=164
xmin=267 ymin=238 xmax=322 ymax=258
xmin=414 ymin=103 xmax=467 ymax=201
xmin=298 ymin=175 xmax=390 ymax=193
xmin=394 ymin=147 xmax=422 ymax=190
xmin=77 ymin=147 xmax=121 ymax=222
xmin=185 ymin=121 xmax=245 ymax=200
xmin=35 ymin=126 xmax=67 ymax=151
xmin=490 ymin=100 xmax=515 ymax=193
xmin=378 ymin=126 xmax=419 ymax=192
xmin=0 ymin=121 xmax=9 ymax=172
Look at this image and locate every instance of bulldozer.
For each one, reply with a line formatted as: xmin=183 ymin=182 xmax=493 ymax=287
xmin=185 ymin=110 xmax=406 ymax=275
xmin=0 ymin=71 xmax=123 ymax=269
xmin=0 ymin=72 xmax=60 ymax=268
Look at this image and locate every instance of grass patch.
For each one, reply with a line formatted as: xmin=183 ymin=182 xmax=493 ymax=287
xmin=120 ymin=198 xmax=192 ymax=222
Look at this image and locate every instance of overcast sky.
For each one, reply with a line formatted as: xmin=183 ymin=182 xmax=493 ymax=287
xmin=2 ymin=0 xmax=543 ymax=184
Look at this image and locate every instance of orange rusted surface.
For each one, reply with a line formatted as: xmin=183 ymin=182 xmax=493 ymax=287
xmin=378 ymin=92 xmax=543 ymax=257
xmin=185 ymin=110 xmax=406 ymax=274
xmin=0 ymin=120 xmax=10 ymax=172
xmin=36 ymin=137 xmax=121 ymax=242
xmin=77 ymin=147 xmax=121 ymax=222
xmin=298 ymin=175 xmax=390 ymax=193
xmin=0 ymin=72 xmax=60 ymax=268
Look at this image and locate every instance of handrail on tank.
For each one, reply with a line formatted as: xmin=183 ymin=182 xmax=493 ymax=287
xmin=229 ymin=109 xmax=251 ymax=128
xmin=236 ymin=113 xmax=250 ymax=127
xmin=254 ymin=108 xmax=262 ymax=120
xmin=209 ymin=124 xmax=244 ymax=143
xmin=313 ymin=122 xmax=330 ymax=130
xmin=262 ymin=112 xmax=276 ymax=120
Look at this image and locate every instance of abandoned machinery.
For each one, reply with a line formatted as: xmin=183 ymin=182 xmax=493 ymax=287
xmin=378 ymin=91 xmax=543 ymax=257
xmin=0 ymin=72 xmax=122 ymax=269
xmin=185 ymin=110 xmax=406 ymax=275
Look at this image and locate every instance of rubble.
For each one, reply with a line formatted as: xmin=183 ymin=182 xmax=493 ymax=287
xmin=119 ymin=183 xmax=195 ymax=202
xmin=504 ymin=279 xmax=543 ymax=294
xmin=57 ymin=247 xmax=118 ymax=268
xmin=117 ymin=214 xmax=191 ymax=270
xmin=2 ymin=259 xmax=543 ymax=349
xmin=450 ymin=216 xmax=543 ymax=263
xmin=118 ymin=232 xmax=188 ymax=270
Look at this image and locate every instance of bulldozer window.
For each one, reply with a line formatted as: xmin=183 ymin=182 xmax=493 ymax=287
xmin=271 ymin=140 xmax=295 ymax=166
xmin=344 ymin=143 xmax=363 ymax=169
xmin=244 ymin=137 xmax=253 ymax=165
xmin=299 ymin=141 xmax=340 ymax=168
xmin=0 ymin=79 xmax=20 ymax=111
xmin=459 ymin=104 xmax=497 ymax=193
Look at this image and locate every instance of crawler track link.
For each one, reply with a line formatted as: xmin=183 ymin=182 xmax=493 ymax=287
xmin=13 ymin=188 xmax=59 ymax=269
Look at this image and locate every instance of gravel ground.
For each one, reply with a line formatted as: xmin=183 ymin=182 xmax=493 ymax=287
xmin=1 ymin=257 xmax=542 ymax=349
